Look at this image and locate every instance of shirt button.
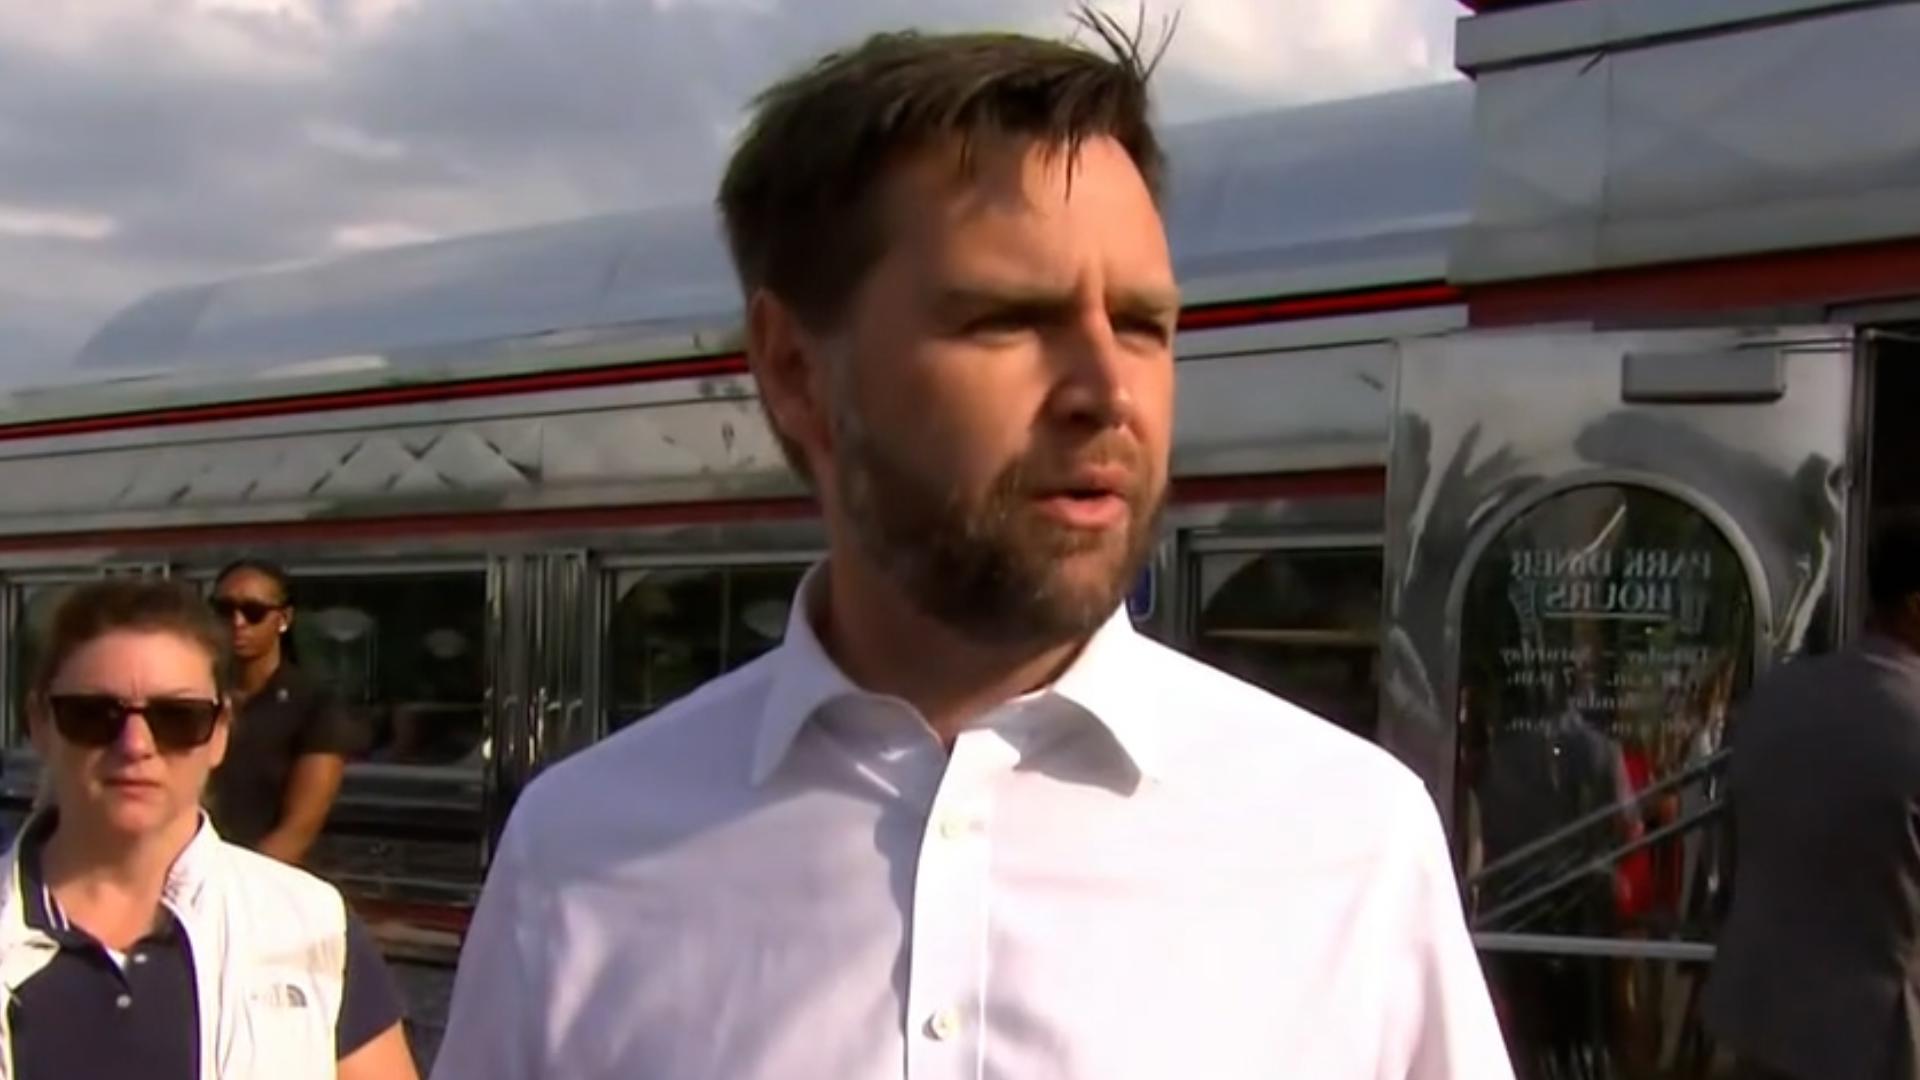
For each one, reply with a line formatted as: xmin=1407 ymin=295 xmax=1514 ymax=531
xmin=937 ymin=814 xmax=976 ymax=841
xmin=131 ymin=953 xmax=148 ymax=965
xmin=115 ymin=994 xmax=132 ymax=1010
xmin=926 ymin=1007 xmax=961 ymax=1041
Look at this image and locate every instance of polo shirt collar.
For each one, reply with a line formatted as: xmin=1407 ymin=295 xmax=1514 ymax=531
xmin=6 ymin=809 xmax=222 ymax=936
xmin=16 ymin=812 xmax=62 ymax=934
xmin=750 ymin=563 xmax=1163 ymax=786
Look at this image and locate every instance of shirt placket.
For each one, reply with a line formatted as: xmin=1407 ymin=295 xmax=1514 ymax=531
xmin=903 ymin=723 xmax=1015 ymax=1080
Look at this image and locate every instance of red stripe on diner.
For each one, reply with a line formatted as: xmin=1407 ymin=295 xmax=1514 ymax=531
xmin=0 ymin=469 xmax=1385 ymax=553
xmin=1468 ymin=237 xmax=1920 ymax=328
xmin=0 ymin=282 xmax=1454 ymax=443
xmin=1173 ymin=467 xmax=1385 ymax=503
xmin=351 ymin=896 xmax=473 ymax=936
xmin=0 ymin=497 xmax=817 ymax=554
xmin=1178 ymin=282 xmax=1464 ymax=331
xmin=0 ymin=354 xmax=752 ymax=443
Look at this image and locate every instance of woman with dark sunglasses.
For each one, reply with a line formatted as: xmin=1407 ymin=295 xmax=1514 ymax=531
xmin=0 ymin=577 xmax=417 ymax=1080
xmin=206 ymin=560 xmax=356 ymax=865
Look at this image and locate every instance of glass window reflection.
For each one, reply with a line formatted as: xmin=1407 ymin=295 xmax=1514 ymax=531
xmin=1455 ymin=485 xmax=1752 ymax=1078
xmin=1456 ymin=485 xmax=1750 ymax=943
xmin=286 ymin=571 xmax=488 ymax=770
xmin=1189 ymin=547 xmax=1383 ymax=740
xmin=8 ymin=582 xmax=74 ymax=747
xmin=604 ymin=564 xmax=804 ymax=730
xmin=1481 ymin=949 xmax=1719 ymax=1079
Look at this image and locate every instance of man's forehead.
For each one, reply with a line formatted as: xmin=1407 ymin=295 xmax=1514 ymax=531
xmin=884 ymin=131 xmax=1148 ymax=210
xmin=878 ymin=135 xmax=1166 ymax=261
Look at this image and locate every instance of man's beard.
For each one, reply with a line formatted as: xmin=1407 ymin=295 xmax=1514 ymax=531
xmin=833 ymin=404 xmax=1163 ymax=649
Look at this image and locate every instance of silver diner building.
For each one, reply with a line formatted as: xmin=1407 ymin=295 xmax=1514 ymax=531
xmin=3 ymin=2 xmax=1919 ymax=1075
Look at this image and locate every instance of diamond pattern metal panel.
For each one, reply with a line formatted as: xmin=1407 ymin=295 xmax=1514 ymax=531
xmin=318 ymin=436 xmax=425 ymax=499
xmin=416 ymin=428 xmax=535 ymax=491
xmin=251 ymin=440 xmax=352 ymax=501
xmin=0 ymin=397 xmax=792 ymax=534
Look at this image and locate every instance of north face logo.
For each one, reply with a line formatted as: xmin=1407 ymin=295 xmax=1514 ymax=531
xmin=253 ymin=983 xmax=309 ymax=1009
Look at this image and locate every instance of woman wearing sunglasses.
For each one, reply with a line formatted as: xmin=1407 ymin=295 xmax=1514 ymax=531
xmin=0 ymin=577 xmax=417 ymax=1080
xmin=206 ymin=560 xmax=355 ymax=865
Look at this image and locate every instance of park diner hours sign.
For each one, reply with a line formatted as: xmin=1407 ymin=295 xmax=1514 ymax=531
xmin=1459 ymin=485 xmax=1752 ymax=747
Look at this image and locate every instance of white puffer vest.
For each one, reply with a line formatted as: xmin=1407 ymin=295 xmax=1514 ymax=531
xmin=0 ymin=814 xmax=347 ymax=1080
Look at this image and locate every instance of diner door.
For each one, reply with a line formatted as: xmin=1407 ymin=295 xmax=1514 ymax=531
xmin=1379 ymin=326 xmax=1859 ymax=1080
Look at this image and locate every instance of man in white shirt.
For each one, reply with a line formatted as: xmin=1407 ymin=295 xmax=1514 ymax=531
xmin=432 ymin=17 xmax=1514 ymax=1080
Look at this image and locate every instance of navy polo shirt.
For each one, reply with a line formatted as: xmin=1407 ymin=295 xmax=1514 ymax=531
xmin=7 ymin=821 xmax=405 ymax=1079
xmin=210 ymin=663 xmax=360 ymax=850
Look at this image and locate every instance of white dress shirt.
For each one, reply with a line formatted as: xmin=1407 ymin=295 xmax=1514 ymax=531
xmin=432 ymin=569 xmax=1514 ymax=1080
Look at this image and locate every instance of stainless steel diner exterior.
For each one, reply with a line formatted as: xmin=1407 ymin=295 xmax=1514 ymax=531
xmin=6 ymin=4 xmax=1920 ymax=1074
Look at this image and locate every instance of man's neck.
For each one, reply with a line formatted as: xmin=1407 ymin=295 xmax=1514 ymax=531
xmin=818 ymin=549 xmax=1086 ymax=746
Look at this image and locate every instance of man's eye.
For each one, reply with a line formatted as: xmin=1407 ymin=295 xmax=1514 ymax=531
xmin=1116 ymin=316 xmax=1173 ymax=344
xmin=963 ymin=312 xmax=1031 ymax=336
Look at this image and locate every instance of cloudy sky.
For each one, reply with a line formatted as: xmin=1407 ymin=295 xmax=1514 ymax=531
xmin=0 ymin=0 xmax=1462 ymax=383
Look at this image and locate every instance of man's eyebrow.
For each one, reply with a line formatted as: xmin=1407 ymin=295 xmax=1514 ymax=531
xmin=1110 ymin=285 xmax=1182 ymax=319
xmin=935 ymin=283 xmax=1077 ymax=312
xmin=936 ymin=283 xmax=1182 ymax=317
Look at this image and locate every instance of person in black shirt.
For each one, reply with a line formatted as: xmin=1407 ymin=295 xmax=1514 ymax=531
xmin=1706 ymin=510 xmax=1920 ymax=1080
xmin=0 ymin=577 xmax=415 ymax=1079
xmin=206 ymin=560 xmax=356 ymax=865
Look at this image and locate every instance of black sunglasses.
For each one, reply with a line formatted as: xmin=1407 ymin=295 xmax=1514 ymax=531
xmin=47 ymin=694 xmax=222 ymax=751
xmin=210 ymin=598 xmax=284 ymax=626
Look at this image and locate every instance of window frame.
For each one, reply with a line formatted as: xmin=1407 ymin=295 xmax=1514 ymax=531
xmin=1178 ymin=531 xmax=1387 ymax=738
xmin=1439 ymin=476 xmax=1764 ymax=946
xmin=176 ymin=556 xmax=493 ymax=780
xmin=1178 ymin=529 xmax=1384 ymax=644
xmin=1 ymin=564 xmax=172 ymax=748
xmin=593 ymin=552 xmax=818 ymax=737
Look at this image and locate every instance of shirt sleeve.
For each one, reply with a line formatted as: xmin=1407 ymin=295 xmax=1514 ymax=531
xmin=1383 ymin=779 xmax=1519 ymax=1080
xmin=337 ymin=912 xmax=406 ymax=1058
xmin=295 ymin=683 xmax=363 ymax=758
xmin=428 ymin=810 xmax=547 ymax=1080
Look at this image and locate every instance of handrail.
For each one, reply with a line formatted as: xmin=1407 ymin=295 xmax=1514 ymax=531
xmin=1474 ymin=800 xmax=1725 ymax=931
xmin=1473 ymin=932 xmax=1715 ymax=962
xmin=1468 ymin=747 xmax=1728 ymax=885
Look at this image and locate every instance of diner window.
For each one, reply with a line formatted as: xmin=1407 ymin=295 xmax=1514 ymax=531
xmin=7 ymin=580 xmax=85 ymax=747
xmin=604 ymin=563 xmax=805 ymax=730
xmin=282 ymin=570 xmax=488 ymax=770
xmin=1189 ymin=547 xmax=1383 ymax=740
xmin=1455 ymin=484 xmax=1751 ymax=942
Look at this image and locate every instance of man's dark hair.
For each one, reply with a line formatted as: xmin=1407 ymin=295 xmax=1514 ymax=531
xmin=1869 ymin=508 xmax=1920 ymax=617
xmin=717 ymin=9 xmax=1171 ymax=335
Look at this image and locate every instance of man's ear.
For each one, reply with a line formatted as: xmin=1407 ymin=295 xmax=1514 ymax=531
xmin=746 ymin=290 xmax=835 ymax=469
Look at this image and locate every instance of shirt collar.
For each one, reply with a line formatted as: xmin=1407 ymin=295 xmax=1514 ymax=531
xmin=750 ymin=563 xmax=1163 ymax=786
xmin=16 ymin=812 xmax=62 ymax=934
xmin=1047 ymin=606 xmax=1164 ymax=781
xmin=750 ymin=565 xmax=872 ymax=786
xmin=6 ymin=808 xmax=222 ymax=934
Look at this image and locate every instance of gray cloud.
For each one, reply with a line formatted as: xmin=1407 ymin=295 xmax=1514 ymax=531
xmin=0 ymin=0 xmax=1457 ymax=383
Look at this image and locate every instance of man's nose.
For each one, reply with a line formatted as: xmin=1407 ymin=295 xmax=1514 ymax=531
xmin=1046 ymin=315 xmax=1134 ymax=429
